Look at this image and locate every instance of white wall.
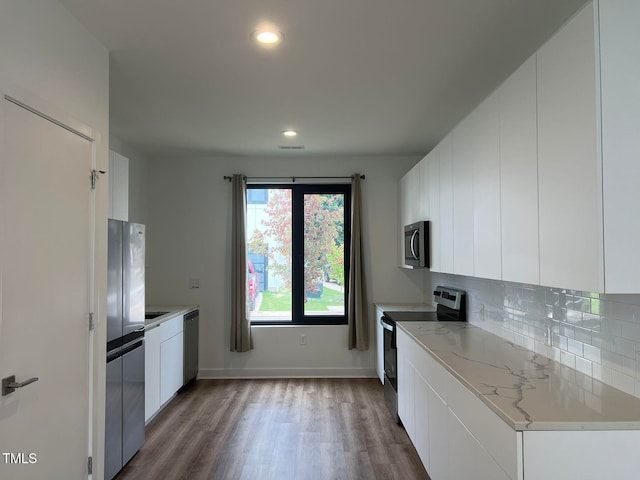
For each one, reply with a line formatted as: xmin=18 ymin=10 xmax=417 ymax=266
xmin=136 ymin=155 xmax=423 ymax=377
xmin=0 ymin=0 xmax=109 ymax=477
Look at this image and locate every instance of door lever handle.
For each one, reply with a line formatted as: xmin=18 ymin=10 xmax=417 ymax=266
xmin=2 ymin=375 xmax=39 ymax=396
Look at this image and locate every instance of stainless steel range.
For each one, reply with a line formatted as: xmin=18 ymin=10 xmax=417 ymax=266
xmin=381 ymin=286 xmax=467 ymax=423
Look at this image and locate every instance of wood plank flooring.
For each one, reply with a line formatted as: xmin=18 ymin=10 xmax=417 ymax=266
xmin=116 ymin=378 xmax=429 ymax=480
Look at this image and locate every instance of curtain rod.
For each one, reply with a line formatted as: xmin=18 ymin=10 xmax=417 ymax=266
xmin=224 ymin=174 xmax=365 ymax=182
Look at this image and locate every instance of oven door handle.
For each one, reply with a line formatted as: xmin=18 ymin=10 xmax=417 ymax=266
xmin=380 ymin=317 xmax=394 ymax=331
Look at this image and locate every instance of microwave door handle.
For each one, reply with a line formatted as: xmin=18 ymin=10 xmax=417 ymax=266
xmin=410 ymin=230 xmax=419 ymax=260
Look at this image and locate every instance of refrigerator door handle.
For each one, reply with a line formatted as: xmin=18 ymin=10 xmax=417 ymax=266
xmin=107 ymin=339 xmax=144 ymax=363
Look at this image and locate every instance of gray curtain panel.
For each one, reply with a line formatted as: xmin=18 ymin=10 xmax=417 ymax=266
xmin=347 ymin=174 xmax=369 ymax=350
xmin=230 ymin=174 xmax=253 ymax=352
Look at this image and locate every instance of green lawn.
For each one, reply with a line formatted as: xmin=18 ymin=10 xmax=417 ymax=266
xmin=259 ymin=286 xmax=344 ymax=312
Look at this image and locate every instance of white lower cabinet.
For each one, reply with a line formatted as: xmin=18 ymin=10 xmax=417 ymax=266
xmin=398 ymin=327 xmax=640 ymax=479
xmin=448 ymin=410 xmax=511 ymax=480
xmin=523 ymin=430 xmax=640 ymax=480
xmin=145 ymin=315 xmax=184 ymax=422
xmin=426 ymin=385 xmax=448 ymax=480
xmin=398 ymin=328 xmax=518 ymax=480
xmin=413 ymin=370 xmax=430 ymax=472
xmin=144 ymin=324 xmax=161 ymax=422
xmin=160 ymin=331 xmax=184 ymax=405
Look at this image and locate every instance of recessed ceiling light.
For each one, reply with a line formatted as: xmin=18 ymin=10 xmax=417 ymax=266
xmin=281 ymin=130 xmax=297 ymax=138
xmin=254 ymin=29 xmax=284 ymax=46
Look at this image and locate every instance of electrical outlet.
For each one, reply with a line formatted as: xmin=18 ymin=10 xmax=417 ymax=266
xmin=544 ymin=324 xmax=552 ymax=347
xmin=189 ymin=278 xmax=200 ymax=289
xmin=300 ymin=334 xmax=306 ymax=345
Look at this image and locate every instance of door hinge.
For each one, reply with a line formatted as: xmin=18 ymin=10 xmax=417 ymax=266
xmin=89 ymin=313 xmax=95 ymax=331
xmin=87 ymin=456 xmax=92 ymax=474
xmin=90 ymin=169 xmax=106 ymax=190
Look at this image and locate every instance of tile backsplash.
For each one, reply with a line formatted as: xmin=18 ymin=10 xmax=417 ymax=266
xmin=428 ymin=272 xmax=640 ymax=399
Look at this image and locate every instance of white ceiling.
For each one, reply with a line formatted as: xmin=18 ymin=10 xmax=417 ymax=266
xmin=59 ymin=0 xmax=587 ymax=158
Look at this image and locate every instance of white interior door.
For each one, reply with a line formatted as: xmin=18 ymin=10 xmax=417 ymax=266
xmin=0 ymin=97 xmax=94 ymax=479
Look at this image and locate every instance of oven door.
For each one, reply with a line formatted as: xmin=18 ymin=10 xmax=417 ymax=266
xmin=381 ymin=316 xmax=399 ymax=422
xmin=404 ymin=227 xmax=420 ymax=267
xmin=381 ymin=318 xmax=397 ymax=391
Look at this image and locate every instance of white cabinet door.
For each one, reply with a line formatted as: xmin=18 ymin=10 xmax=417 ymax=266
xmin=439 ymin=134 xmax=454 ymax=274
xmin=108 ymin=150 xmax=129 ymax=221
xmin=448 ymin=410 xmax=511 ymax=480
xmin=537 ymin=3 xmax=602 ymax=292
xmin=472 ymin=92 xmax=502 ymax=280
xmin=398 ymin=165 xmax=421 ymax=267
xmin=400 ymin=163 xmax=421 ymax=226
xmin=397 ymin=329 xmax=415 ymax=437
xmin=160 ymin=332 xmax=184 ymax=405
xmin=414 ymin=369 xmax=431 ymax=472
xmin=144 ymin=324 xmax=162 ymax=422
xmin=524 ymin=430 xmax=640 ymax=480
xmin=452 ymin=117 xmax=475 ymax=276
xmin=599 ymin=0 xmax=640 ymax=293
xmin=447 ymin=409 xmax=478 ymax=480
xmin=375 ymin=307 xmax=384 ymax=384
xmin=427 ymin=384 xmax=449 ymax=480
xmin=419 ymin=156 xmax=430 ymax=225
xmin=427 ymin=147 xmax=441 ymax=272
xmin=499 ymin=55 xmax=540 ymax=285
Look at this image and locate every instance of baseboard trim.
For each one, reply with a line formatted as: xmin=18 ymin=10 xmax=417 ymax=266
xmin=198 ymin=367 xmax=377 ymax=379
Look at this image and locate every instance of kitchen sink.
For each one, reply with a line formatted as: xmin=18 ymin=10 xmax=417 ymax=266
xmin=145 ymin=311 xmax=169 ymax=320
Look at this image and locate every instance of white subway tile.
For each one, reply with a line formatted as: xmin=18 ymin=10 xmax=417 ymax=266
xmin=568 ymin=338 xmax=583 ymax=356
xmin=611 ymin=370 xmax=636 ymax=396
xmin=583 ymin=343 xmax=602 ymax=364
xmin=560 ymin=351 xmax=576 ymax=369
xmin=575 ymin=356 xmax=593 ymax=377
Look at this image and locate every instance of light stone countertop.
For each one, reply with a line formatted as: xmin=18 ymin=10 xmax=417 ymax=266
xmin=145 ymin=305 xmax=199 ymax=329
xmin=374 ymin=303 xmax=436 ymax=313
xmin=398 ymin=321 xmax=640 ymax=431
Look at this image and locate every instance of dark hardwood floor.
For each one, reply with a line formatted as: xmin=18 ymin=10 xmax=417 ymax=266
xmin=117 ymin=378 xmax=429 ymax=480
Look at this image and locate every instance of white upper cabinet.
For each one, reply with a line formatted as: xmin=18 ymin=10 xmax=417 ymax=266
xmin=498 ymin=55 xmax=540 ymax=285
xmin=599 ymin=0 xmax=640 ymax=292
xmin=419 ymin=156 xmax=430 ymax=224
xmin=397 ymin=0 xmax=640 ymax=292
xmin=438 ymin=135 xmax=454 ymax=274
xmin=472 ymin=92 xmax=502 ymax=281
xmin=399 ymin=162 xmax=421 ymax=227
xmin=427 ymin=147 xmax=441 ymax=272
xmin=537 ymin=0 xmax=640 ymax=293
xmin=537 ymin=3 xmax=602 ymax=292
xmin=398 ymin=162 xmax=421 ymax=267
xmin=109 ymin=150 xmax=129 ymax=221
xmin=452 ymin=116 xmax=475 ymax=277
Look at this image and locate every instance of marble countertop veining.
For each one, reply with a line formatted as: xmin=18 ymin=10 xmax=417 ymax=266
xmin=145 ymin=305 xmax=198 ymax=329
xmin=398 ymin=321 xmax=640 ymax=431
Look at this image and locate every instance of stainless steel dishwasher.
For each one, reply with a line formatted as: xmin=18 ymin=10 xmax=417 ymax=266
xmin=183 ymin=309 xmax=199 ymax=385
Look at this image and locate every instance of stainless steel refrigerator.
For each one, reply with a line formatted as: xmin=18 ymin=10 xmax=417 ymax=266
xmin=106 ymin=220 xmax=145 ymax=480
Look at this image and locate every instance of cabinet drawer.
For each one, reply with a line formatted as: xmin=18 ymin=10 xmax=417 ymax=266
xmin=447 ymin=373 xmax=518 ymax=479
xmin=423 ymin=350 xmax=449 ymax=404
xmin=159 ymin=315 xmax=183 ymax=342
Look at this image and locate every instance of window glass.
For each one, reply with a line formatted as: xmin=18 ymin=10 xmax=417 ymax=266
xmin=246 ymin=184 xmax=350 ymax=325
xmin=246 ymin=188 xmax=292 ymax=322
xmin=303 ymin=193 xmax=346 ymax=316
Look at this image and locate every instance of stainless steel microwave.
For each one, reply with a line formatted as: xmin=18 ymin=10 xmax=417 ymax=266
xmin=404 ymin=221 xmax=429 ymax=268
